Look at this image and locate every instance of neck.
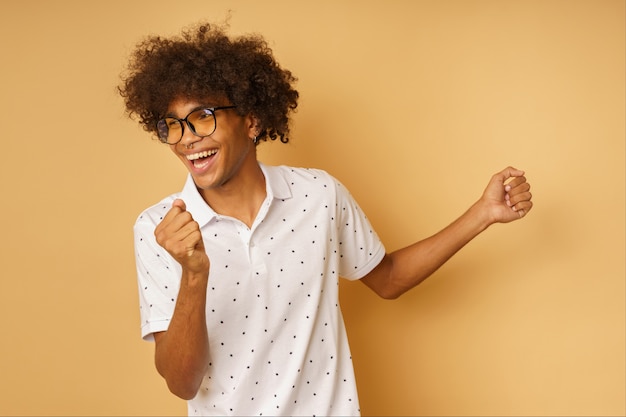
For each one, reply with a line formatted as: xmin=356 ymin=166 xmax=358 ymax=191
xmin=200 ymin=162 xmax=267 ymax=228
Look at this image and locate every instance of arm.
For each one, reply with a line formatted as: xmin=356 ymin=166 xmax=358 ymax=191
xmin=152 ymin=199 xmax=211 ymax=400
xmin=361 ymin=167 xmax=533 ymax=299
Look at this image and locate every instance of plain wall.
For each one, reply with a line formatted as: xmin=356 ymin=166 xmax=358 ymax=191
xmin=0 ymin=0 xmax=623 ymax=415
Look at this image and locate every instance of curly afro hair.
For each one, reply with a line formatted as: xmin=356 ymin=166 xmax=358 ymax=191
xmin=118 ymin=22 xmax=299 ymax=144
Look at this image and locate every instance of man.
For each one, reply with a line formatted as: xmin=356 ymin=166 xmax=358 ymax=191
xmin=119 ymin=22 xmax=533 ymax=416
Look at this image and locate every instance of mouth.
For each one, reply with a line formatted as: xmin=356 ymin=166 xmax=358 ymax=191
xmin=186 ymin=149 xmax=218 ymax=169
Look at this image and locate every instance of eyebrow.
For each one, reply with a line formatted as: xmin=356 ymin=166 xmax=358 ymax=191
xmin=164 ymin=105 xmax=211 ymax=119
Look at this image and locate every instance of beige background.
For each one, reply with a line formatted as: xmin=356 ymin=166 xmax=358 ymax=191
xmin=0 ymin=0 xmax=624 ymax=415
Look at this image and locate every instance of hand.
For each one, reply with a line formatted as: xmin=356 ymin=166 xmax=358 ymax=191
xmin=154 ymin=199 xmax=210 ymax=274
xmin=480 ymin=166 xmax=533 ymax=224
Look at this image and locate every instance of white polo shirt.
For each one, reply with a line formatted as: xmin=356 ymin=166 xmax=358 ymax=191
xmin=134 ymin=163 xmax=385 ymax=416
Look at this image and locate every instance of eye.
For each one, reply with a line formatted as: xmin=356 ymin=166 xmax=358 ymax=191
xmin=166 ymin=118 xmax=181 ymax=129
xmin=195 ymin=109 xmax=214 ymax=120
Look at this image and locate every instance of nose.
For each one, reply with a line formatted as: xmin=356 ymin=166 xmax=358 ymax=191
xmin=179 ymin=121 xmax=201 ymax=148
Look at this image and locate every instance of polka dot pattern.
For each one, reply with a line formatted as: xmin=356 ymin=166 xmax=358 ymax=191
xmin=134 ymin=164 xmax=385 ymax=416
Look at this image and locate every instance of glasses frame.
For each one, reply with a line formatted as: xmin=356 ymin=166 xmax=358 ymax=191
xmin=156 ymin=105 xmax=237 ymax=144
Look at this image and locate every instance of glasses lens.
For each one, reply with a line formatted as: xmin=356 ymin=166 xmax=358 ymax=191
xmin=156 ymin=118 xmax=182 ymax=144
xmin=187 ymin=109 xmax=216 ymax=137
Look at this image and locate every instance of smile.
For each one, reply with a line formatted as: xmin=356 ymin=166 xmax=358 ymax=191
xmin=186 ymin=149 xmax=218 ymax=170
xmin=186 ymin=149 xmax=218 ymax=161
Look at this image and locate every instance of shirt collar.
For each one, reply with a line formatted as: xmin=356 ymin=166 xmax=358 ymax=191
xmin=180 ymin=174 xmax=215 ymax=228
xmin=180 ymin=162 xmax=293 ymax=228
xmin=260 ymin=162 xmax=292 ymax=200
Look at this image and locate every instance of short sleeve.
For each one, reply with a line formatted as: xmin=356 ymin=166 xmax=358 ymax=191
xmin=134 ymin=199 xmax=182 ymax=341
xmin=333 ymin=179 xmax=386 ymax=280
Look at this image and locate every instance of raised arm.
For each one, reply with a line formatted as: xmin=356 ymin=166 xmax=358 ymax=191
xmin=152 ymin=199 xmax=211 ymax=400
xmin=361 ymin=167 xmax=533 ymax=299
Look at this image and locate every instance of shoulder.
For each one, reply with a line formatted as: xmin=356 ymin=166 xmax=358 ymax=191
xmin=264 ymin=164 xmax=339 ymax=188
xmin=134 ymin=193 xmax=181 ymax=230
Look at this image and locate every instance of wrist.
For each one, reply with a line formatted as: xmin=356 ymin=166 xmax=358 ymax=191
xmin=468 ymin=199 xmax=495 ymax=232
xmin=181 ymin=267 xmax=210 ymax=287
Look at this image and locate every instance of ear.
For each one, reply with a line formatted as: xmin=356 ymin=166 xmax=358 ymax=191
xmin=245 ymin=114 xmax=261 ymax=139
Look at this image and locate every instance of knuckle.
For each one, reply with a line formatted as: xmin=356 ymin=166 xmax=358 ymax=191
xmin=154 ymin=230 xmax=165 ymax=245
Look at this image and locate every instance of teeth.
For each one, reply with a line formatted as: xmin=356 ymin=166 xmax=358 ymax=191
xmin=186 ymin=149 xmax=217 ymax=161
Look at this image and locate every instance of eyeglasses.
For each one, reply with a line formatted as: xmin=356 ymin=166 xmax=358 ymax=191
xmin=156 ymin=106 xmax=237 ymax=144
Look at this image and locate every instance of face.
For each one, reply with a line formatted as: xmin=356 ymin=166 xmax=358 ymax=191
xmin=166 ymin=97 xmax=259 ymax=195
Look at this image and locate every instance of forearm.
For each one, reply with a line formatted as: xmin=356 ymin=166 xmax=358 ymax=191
xmin=154 ymin=269 xmax=210 ymax=400
xmin=363 ymin=200 xmax=492 ymax=299
xmin=396 ymin=200 xmax=491 ymax=283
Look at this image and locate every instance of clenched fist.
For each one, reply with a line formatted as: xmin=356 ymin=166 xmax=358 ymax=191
xmin=480 ymin=166 xmax=533 ymax=224
xmin=154 ymin=199 xmax=210 ymax=274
